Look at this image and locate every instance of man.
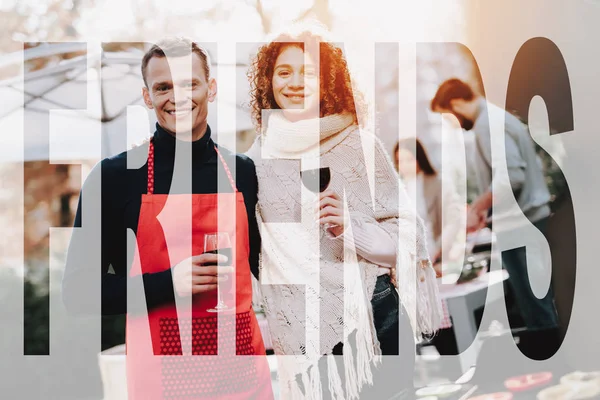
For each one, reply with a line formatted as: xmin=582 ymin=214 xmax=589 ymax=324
xmin=430 ymin=78 xmax=559 ymax=359
xmin=63 ymin=37 xmax=272 ymax=399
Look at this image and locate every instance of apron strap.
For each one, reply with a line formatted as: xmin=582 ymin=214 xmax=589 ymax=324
xmin=214 ymin=146 xmax=238 ymax=192
xmin=146 ymin=139 xmax=238 ymax=194
xmin=147 ymin=139 xmax=155 ymax=195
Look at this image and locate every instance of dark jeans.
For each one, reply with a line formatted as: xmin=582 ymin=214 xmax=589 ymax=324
xmin=431 ymin=327 xmax=459 ymax=355
xmin=316 ymin=275 xmax=414 ymax=399
xmin=365 ymin=274 xmax=415 ymax=399
xmin=501 ymin=217 xmax=559 ymax=331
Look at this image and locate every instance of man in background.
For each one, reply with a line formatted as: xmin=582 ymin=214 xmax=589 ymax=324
xmin=430 ymin=78 xmax=560 ymax=359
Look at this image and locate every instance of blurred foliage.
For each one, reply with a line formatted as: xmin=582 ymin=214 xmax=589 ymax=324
xmin=1 ymin=267 xmax=103 ymax=398
xmin=538 ymin=148 xmax=569 ymax=211
xmin=22 ymin=264 xmax=125 ymax=353
xmin=0 ymin=0 xmax=90 ymax=78
xmin=23 ymin=276 xmax=50 ymax=355
xmin=101 ymin=314 xmax=126 ymax=351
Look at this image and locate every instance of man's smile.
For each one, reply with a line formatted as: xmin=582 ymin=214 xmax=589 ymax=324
xmin=165 ymin=106 xmax=194 ymax=117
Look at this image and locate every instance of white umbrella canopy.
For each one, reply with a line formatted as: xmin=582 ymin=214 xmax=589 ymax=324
xmin=0 ymin=43 xmax=253 ymax=163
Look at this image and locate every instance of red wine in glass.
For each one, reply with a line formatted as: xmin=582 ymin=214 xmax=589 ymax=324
xmin=202 ymin=248 xmax=233 ymax=293
xmin=300 ymin=167 xmax=331 ymax=193
xmin=203 ymin=232 xmax=234 ymax=313
xmin=301 ymin=167 xmax=334 ymax=230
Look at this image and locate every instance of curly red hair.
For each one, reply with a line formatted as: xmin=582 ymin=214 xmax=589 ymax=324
xmin=247 ymin=30 xmax=367 ymax=131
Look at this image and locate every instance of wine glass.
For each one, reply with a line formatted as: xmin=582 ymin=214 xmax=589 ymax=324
xmin=300 ymin=167 xmax=331 ymax=194
xmin=300 ymin=166 xmax=333 ymax=231
xmin=203 ymin=232 xmax=233 ymax=313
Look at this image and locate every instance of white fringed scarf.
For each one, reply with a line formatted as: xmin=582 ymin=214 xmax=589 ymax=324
xmin=247 ymin=112 xmax=442 ymax=399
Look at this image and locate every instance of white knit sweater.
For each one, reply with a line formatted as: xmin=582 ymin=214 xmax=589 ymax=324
xmin=246 ymin=112 xmax=441 ymax=399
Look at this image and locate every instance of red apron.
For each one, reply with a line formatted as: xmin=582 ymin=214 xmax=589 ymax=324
xmin=126 ymin=140 xmax=273 ymax=399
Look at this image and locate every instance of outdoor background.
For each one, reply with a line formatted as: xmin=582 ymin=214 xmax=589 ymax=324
xmin=0 ymin=0 xmax=574 ymax=398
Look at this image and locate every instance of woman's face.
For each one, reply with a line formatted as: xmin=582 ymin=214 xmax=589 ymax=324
xmin=272 ymin=45 xmax=320 ymax=121
xmin=397 ymin=147 xmax=418 ymax=178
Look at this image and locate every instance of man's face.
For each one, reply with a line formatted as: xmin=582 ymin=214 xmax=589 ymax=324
xmin=435 ymin=102 xmax=474 ymax=131
xmin=142 ymin=53 xmax=216 ymax=140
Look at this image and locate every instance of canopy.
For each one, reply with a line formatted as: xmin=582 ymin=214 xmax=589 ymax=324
xmin=0 ymin=43 xmax=254 ymax=163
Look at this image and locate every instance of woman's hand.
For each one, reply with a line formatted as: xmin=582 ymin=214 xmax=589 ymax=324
xmin=318 ymin=190 xmax=345 ymax=237
xmin=433 ymin=262 xmax=443 ymax=278
xmin=390 ymin=267 xmax=397 ymax=288
xmin=432 ymin=248 xmax=442 ymax=264
xmin=466 ymin=205 xmax=486 ymax=233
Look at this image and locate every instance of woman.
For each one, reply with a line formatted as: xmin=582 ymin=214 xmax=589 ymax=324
xmin=394 ymin=138 xmax=464 ymax=356
xmin=394 ymin=138 xmax=464 ymax=270
xmin=247 ymin=29 xmax=441 ymax=399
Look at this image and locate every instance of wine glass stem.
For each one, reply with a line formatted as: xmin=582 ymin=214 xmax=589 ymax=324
xmin=216 ymin=279 xmax=225 ymax=308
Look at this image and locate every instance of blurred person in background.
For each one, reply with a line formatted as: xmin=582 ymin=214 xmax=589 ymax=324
xmin=394 ymin=137 xmax=463 ymax=357
xmin=247 ymin=27 xmax=442 ymax=399
xmin=430 ymin=78 xmax=560 ymax=359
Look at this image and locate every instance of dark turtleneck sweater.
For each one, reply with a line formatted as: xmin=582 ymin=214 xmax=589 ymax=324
xmin=63 ymin=124 xmax=260 ymax=315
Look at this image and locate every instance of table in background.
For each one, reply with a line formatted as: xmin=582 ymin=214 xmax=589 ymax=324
xmin=438 ymin=269 xmax=510 ymax=373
